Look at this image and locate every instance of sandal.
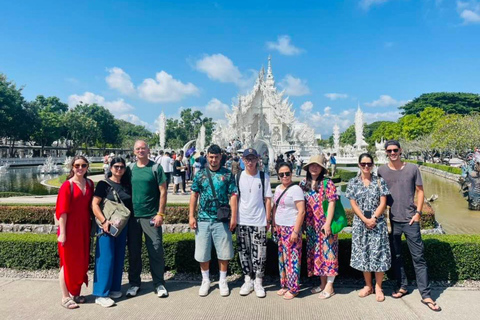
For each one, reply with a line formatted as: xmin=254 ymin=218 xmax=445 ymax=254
xmin=61 ymin=297 xmax=79 ymax=309
xmin=310 ymin=286 xmax=324 ymax=294
xmin=319 ymin=290 xmax=335 ymax=300
xmin=283 ymin=291 xmax=298 ymax=300
xmin=376 ymin=290 xmax=385 ymax=302
xmin=73 ymin=295 xmax=86 ymax=304
xmin=358 ymin=286 xmax=373 ymax=298
xmin=277 ymin=288 xmax=289 ymax=296
xmin=421 ymin=299 xmax=442 ymax=312
xmin=392 ymin=288 xmax=408 ymax=299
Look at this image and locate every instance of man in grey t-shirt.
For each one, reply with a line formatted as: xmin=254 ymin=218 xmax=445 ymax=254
xmin=378 ymin=140 xmax=441 ymax=312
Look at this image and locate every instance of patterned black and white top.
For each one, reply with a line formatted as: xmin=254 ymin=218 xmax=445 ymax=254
xmin=345 ymin=173 xmax=390 ymax=213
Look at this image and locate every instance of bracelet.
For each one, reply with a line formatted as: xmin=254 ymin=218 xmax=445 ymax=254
xmin=157 ymin=212 xmax=165 ymax=217
xmin=101 ymin=219 xmax=107 ymax=225
xmin=292 ymin=230 xmax=299 ymax=235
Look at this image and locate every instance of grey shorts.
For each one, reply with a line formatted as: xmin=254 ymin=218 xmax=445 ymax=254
xmin=194 ymin=220 xmax=234 ymax=262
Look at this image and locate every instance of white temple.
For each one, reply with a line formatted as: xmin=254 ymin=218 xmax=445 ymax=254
xmin=212 ymin=57 xmax=320 ymax=167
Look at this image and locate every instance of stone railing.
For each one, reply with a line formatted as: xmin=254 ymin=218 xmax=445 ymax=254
xmin=0 ymin=223 xmax=193 ymax=234
xmin=418 ymin=165 xmax=461 ymax=183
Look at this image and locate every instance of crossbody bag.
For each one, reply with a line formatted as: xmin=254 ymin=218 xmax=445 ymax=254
xmin=205 ymin=169 xmax=231 ymax=222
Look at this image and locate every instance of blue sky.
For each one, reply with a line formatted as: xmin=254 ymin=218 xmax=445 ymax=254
xmin=1 ymin=0 xmax=479 ymax=137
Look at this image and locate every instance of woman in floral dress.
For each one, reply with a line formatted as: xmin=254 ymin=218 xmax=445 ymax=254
xmin=345 ymin=153 xmax=391 ymax=302
xmin=299 ymin=154 xmax=339 ymax=299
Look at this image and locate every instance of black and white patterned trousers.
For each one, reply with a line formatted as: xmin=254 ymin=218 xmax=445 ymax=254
xmin=236 ymin=225 xmax=267 ymax=278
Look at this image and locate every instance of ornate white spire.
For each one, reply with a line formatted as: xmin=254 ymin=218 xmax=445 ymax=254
xmin=333 ymin=124 xmax=340 ymax=153
xmin=266 ymin=55 xmax=275 ymax=88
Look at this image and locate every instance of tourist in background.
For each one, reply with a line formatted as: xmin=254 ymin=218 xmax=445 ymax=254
xmin=56 ymin=156 xmax=93 ymax=309
xmin=189 ymin=144 xmax=238 ymax=297
xmin=262 ymin=152 xmax=269 ymax=173
xmin=173 ymin=154 xmax=187 ymax=194
xmin=273 ymin=162 xmax=305 ymax=300
xmin=299 ymin=155 xmax=339 ymax=300
xmin=160 ymin=152 xmax=172 ymax=192
xmin=92 ymin=157 xmax=132 ymax=307
xmin=330 ymin=153 xmax=337 ymax=177
xmin=345 ymin=153 xmax=391 ymax=302
xmin=236 ymin=148 xmax=272 ymax=298
xmin=378 ymin=140 xmax=441 ymax=312
xmin=126 ymin=140 xmax=169 ymax=299
xmin=295 ymin=157 xmax=303 ymax=177
xmin=231 ymin=155 xmax=241 ymax=175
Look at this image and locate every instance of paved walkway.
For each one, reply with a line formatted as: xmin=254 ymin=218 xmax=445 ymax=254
xmin=0 ymin=277 xmax=478 ymax=319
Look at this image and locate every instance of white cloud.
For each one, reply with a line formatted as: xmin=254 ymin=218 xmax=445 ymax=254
xmin=364 ymin=95 xmax=409 ymax=108
xmin=324 ymin=93 xmax=348 ymax=100
xmin=457 ymin=1 xmax=480 ymax=24
xmin=68 ymin=92 xmax=134 ymax=115
xmin=137 ymin=71 xmax=199 ymax=103
xmin=363 ymin=110 xmax=402 ymax=122
xmin=195 ymin=54 xmax=243 ymax=84
xmin=279 ymin=75 xmax=310 ymax=96
xmin=324 ymin=106 xmax=332 ymax=114
xmin=300 ymin=101 xmax=313 ymax=112
xmin=106 ymin=67 xmax=136 ymax=95
xmin=266 ymin=35 xmax=303 ymax=56
xmin=118 ymin=113 xmax=150 ymax=128
xmin=204 ymin=98 xmax=231 ymax=119
xmin=360 ymin=0 xmax=390 ymax=10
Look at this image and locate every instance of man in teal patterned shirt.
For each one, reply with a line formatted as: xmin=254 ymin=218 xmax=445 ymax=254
xmin=189 ymin=144 xmax=238 ymax=297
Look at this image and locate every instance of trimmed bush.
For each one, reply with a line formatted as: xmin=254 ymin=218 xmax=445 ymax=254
xmin=335 ymin=169 xmax=357 ymax=182
xmin=1 ymin=233 xmax=479 ymax=281
xmin=0 ymin=192 xmax=32 ymax=198
xmin=405 ymin=160 xmax=462 ymax=175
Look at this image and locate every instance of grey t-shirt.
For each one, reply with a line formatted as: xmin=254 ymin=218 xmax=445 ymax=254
xmin=377 ymin=163 xmax=423 ymax=223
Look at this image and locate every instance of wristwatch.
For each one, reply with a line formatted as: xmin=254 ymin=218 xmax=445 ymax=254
xmin=415 ymin=210 xmax=422 ymax=215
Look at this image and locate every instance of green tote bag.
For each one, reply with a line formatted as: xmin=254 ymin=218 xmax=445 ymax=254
xmin=321 ymin=179 xmax=347 ymax=234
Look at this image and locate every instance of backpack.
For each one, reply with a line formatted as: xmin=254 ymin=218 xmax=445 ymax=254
xmin=236 ymin=170 xmax=266 ymax=206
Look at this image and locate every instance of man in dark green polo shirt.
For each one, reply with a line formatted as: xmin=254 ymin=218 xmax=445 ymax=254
xmin=126 ymin=140 xmax=168 ymax=299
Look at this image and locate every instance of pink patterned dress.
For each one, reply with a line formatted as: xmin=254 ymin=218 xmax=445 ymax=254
xmin=299 ymin=178 xmax=339 ymax=277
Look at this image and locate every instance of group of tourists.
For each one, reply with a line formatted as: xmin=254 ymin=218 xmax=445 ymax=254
xmin=55 ymin=139 xmax=441 ymax=312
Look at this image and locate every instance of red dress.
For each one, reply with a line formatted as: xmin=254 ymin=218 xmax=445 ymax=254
xmin=56 ymin=179 xmax=93 ymax=296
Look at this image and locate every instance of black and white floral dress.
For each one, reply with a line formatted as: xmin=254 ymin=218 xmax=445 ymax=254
xmin=345 ymin=174 xmax=391 ymax=272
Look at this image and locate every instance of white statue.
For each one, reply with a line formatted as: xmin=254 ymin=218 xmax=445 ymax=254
xmin=158 ymin=112 xmax=166 ymax=150
xmin=354 ymin=104 xmax=368 ymax=152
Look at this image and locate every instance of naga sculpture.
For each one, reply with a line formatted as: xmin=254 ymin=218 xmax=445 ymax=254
xmin=460 ymin=152 xmax=480 ymax=211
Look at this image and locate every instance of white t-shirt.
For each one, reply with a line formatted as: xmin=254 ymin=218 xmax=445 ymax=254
xmin=273 ymin=185 xmax=304 ymax=227
xmin=237 ymin=171 xmax=273 ymax=227
xmin=160 ymin=156 xmax=172 ymax=173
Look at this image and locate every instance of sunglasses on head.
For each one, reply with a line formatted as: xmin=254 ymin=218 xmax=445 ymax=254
xmin=386 ymin=149 xmax=399 ymax=154
xmin=359 ymin=162 xmax=374 ymax=168
xmin=113 ymin=165 xmax=125 ymax=170
xmin=278 ymin=172 xmax=291 ymax=178
xmin=73 ymin=164 xmax=88 ymax=169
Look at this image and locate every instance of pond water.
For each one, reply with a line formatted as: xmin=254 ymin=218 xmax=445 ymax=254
xmin=0 ymin=167 xmax=59 ymax=195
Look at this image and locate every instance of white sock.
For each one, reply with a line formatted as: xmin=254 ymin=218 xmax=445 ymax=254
xmin=327 ymin=276 xmax=335 ymax=283
xmin=219 ymin=271 xmax=227 ymax=282
xmin=245 ymin=275 xmax=252 ymax=283
xmin=255 ymin=277 xmax=263 ymax=285
xmin=201 ymin=270 xmax=209 ymax=281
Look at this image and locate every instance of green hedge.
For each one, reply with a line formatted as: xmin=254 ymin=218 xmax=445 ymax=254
xmin=405 ymin=160 xmax=462 ymax=175
xmin=1 ymin=233 xmax=479 ymax=281
xmin=0 ymin=192 xmax=32 ymax=198
xmin=334 ymin=169 xmax=357 ymax=182
xmin=0 ymin=205 xmax=436 ymax=228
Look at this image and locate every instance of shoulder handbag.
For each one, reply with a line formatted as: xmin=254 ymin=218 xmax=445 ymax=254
xmin=376 ymin=178 xmax=392 ymax=234
xmin=206 ymin=169 xmax=231 ymax=222
xmin=97 ymin=180 xmax=131 ymax=237
xmin=322 ymin=179 xmax=347 ymax=234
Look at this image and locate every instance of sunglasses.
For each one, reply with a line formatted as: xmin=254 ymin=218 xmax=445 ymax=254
xmin=73 ymin=164 xmax=88 ymax=169
xmin=278 ymin=172 xmax=291 ymax=178
xmin=113 ymin=165 xmax=125 ymax=170
xmin=386 ymin=149 xmax=399 ymax=154
xmin=359 ymin=163 xmax=374 ymax=168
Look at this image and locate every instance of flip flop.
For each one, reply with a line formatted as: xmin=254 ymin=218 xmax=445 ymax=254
xmin=283 ymin=291 xmax=298 ymax=300
xmin=392 ymin=289 xmax=408 ymax=299
xmin=310 ymin=286 xmax=323 ymax=294
xmin=277 ymin=288 xmax=289 ymax=296
xmin=73 ymin=295 xmax=86 ymax=304
xmin=319 ymin=291 xmax=335 ymax=300
xmin=358 ymin=286 xmax=373 ymax=298
xmin=61 ymin=297 xmax=79 ymax=309
xmin=421 ymin=300 xmax=442 ymax=312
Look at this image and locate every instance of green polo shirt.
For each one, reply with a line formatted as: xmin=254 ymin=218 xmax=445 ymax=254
xmin=131 ymin=160 xmax=167 ymax=218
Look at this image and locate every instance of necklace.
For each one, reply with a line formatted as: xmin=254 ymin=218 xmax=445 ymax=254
xmin=248 ymin=175 xmax=256 ymax=193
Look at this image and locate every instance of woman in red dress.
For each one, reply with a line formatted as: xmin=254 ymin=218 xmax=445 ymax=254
xmin=56 ymin=156 xmax=93 ymax=309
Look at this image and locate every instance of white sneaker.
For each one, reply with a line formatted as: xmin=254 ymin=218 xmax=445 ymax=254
xmin=254 ymin=282 xmax=266 ymax=298
xmin=219 ymin=279 xmax=230 ymax=297
xmin=126 ymin=286 xmax=140 ymax=298
xmin=199 ymin=279 xmax=211 ymax=297
xmin=109 ymin=291 xmax=122 ymax=299
xmin=239 ymin=281 xmax=254 ymax=296
xmin=95 ymin=297 xmax=115 ymax=308
xmin=156 ymin=284 xmax=168 ymax=298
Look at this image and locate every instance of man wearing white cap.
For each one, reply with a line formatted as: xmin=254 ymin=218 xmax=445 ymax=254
xmin=236 ymin=148 xmax=272 ymax=297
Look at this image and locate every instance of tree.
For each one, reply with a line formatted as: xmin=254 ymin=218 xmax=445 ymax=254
xmin=369 ymin=121 xmax=401 ymax=143
xmin=0 ymin=74 xmax=37 ymax=156
xmin=30 ymin=95 xmax=68 ymax=155
xmin=340 ymin=125 xmax=356 ymax=145
xmin=74 ymin=104 xmax=120 ymax=150
xmin=115 ymin=119 xmax=153 ymax=149
xmin=64 ymin=107 xmax=99 ymax=153
xmin=398 ymin=107 xmax=444 ymax=141
xmin=400 ymin=92 xmax=480 ymax=115
xmin=165 ymin=109 xmax=215 ymax=150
